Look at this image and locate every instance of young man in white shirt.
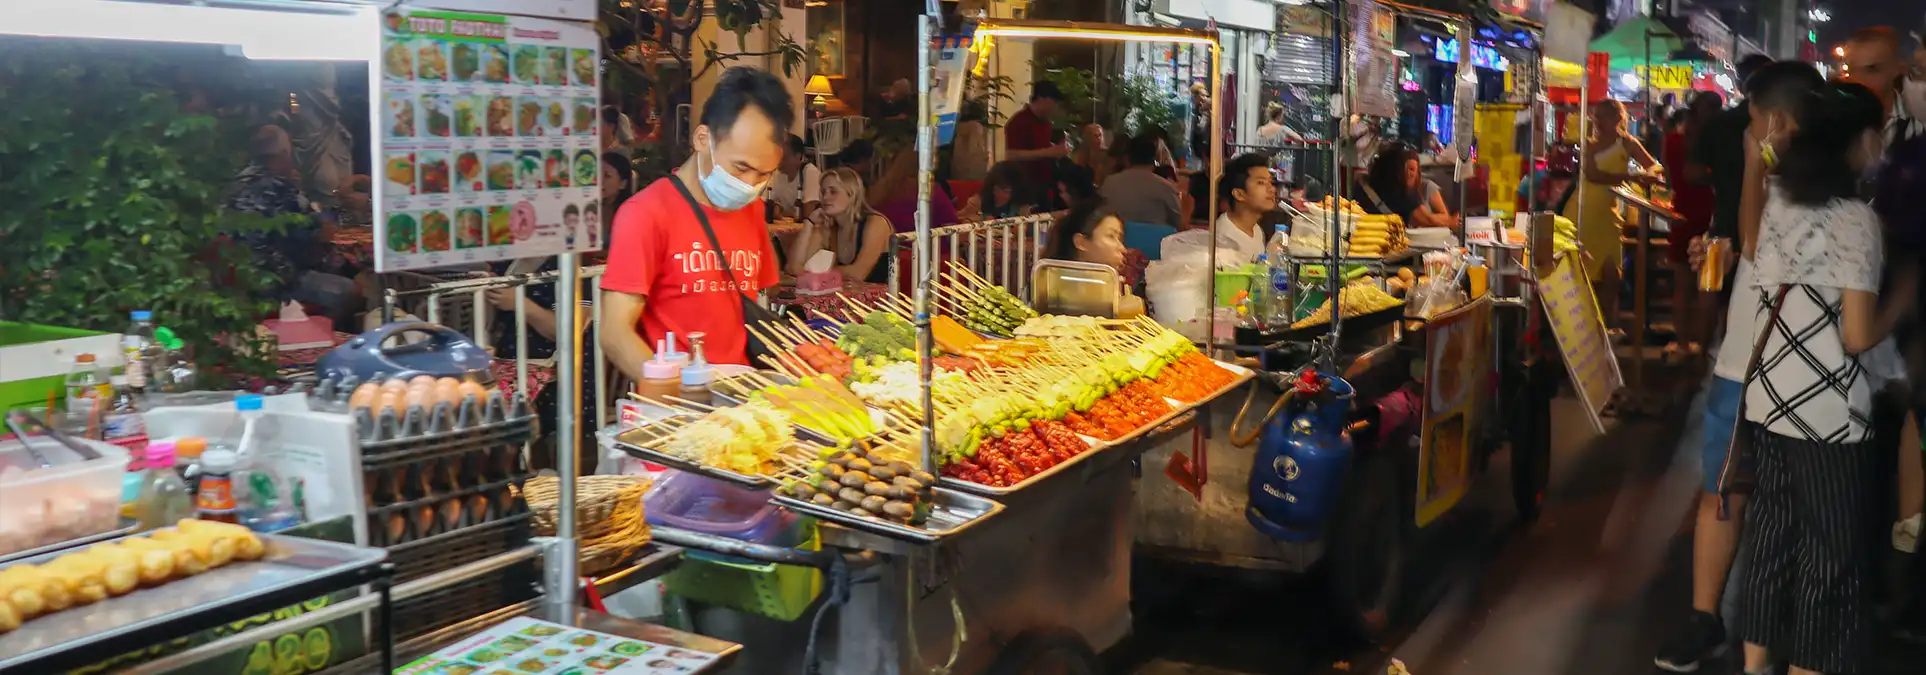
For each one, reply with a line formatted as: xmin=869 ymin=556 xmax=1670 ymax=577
xmin=768 ymin=134 xmax=821 ymax=220
xmin=1213 ymin=153 xmax=1276 ymax=263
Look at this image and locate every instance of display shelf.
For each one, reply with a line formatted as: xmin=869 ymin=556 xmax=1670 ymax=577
xmin=0 ymin=534 xmax=393 ymax=674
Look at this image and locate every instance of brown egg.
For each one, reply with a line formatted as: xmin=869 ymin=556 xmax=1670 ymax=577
xmin=376 ymin=391 xmax=404 ymax=417
xmin=348 ymin=383 xmax=380 ymax=410
xmin=434 ymin=381 xmax=463 ymax=407
xmin=456 ymin=380 xmax=486 ymax=402
xmin=408 ymin=375 xmax=438 ymax=389
xmin=436 ymin=377 xmax=461 ymax=389
xmin=378 ymin=378 xmax=409 ymax=396
xmin=401 ymin=386 xmax=432 ymax=412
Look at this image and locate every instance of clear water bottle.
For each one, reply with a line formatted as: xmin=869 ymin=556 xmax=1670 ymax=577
xmin=136 ymin=442 xmax=195 ymax=529
xmin=123 ymin=310 xmax=160 ymax=392
xmin=232 ymin=394 xmax=300 ymax=532
xmin=152 ymin=327 xmax=198 ymax=393
xmin=1266 ymin=225 xmax=1295 ymax=328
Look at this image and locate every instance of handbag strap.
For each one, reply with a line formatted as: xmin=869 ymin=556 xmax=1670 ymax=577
xmin=1740 ymin=284 xmax=1793 ymax=387
xmin=668 ymin=174 xmax=756 ymax=302
xmin=1358 ymin=181 xmax=1396 ymax=216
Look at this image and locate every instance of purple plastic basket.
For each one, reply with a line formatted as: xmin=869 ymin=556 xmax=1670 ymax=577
xmin=645 ymin=470 xmax=795 ymax=544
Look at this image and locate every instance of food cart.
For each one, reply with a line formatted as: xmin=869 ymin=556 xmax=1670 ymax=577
xmin=1128 ymin=0 xmax=1563 ymax=639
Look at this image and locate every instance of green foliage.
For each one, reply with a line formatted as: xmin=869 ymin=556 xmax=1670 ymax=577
xmin=963 ymin=73 xmax=1017 ymax=129
xmin=0 ymin=39 xmax=289 ymax=378
xmin=1031 ymin=58 xmax=1097 ymax=131
xmin=1114 ymin=70 xmax=1179 ymax=138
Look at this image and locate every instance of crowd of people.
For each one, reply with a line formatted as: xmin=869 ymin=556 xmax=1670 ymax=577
xmin=1639 ymin=26 xmax=1926 ymax=675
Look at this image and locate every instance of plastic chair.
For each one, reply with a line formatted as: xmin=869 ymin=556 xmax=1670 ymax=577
xmin=1122 ymin=221 xmax=1176 ymax=262
xmin=811 ymin=117 xmax=848 ymax=166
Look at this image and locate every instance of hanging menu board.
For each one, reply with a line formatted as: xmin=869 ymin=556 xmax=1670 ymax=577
xmin=375 ymin=9 xmax=602 ymax=272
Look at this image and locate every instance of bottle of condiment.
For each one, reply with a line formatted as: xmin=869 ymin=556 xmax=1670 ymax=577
xmin=137 ymin=442 xmax=195 ymax=529
xmin=101 ymin=375 xmax=145 ymax=442
xmin=661 ymin=331 xmax=691 ymax=368
xmin=639 ymin=339 xmax=684 ymax=401
xmin=195 ymin=447 xmax=241 ymax=524
xmin=678 ymin=332 xmax=714 ymax=406
xmin=175 ymin=436 xmax=207 ymax=495
xmin=64 ymin=353 xmax=108 ymax=433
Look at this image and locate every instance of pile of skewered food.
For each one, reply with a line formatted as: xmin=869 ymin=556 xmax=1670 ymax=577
xmin=0 ymin=519 xmax=265 ymax=634
xmin=777 ymin=438 xmax=938 ymax=524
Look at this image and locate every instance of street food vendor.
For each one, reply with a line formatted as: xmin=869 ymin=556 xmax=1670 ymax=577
xmin=599 ymin=67 xmax=790 ymax=373
xmin=1043 ymin=198 xmax=1128 ymax=274
xmin=1214 ymin=153 xmax=1276 ymax=263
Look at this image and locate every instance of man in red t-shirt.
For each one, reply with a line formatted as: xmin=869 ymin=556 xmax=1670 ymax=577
xmin=1002 ymin=81 xmax=1069 ymax=209
xmin=600 ymin=67 xmax=791 ymax=374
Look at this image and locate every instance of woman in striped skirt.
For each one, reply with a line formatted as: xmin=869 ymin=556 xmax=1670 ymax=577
xmin=1729 ymin=83 xmax=1911 ymax=675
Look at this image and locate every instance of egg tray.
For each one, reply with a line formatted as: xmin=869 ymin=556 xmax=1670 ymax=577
xmin=364 ymin=445 xmax=525 ymax=508
xmin=355 ymin=396 xmax=537 ymax=464
xmin=368 ymin=475 xmax=532 ymax=550
xmin=386 ymin=510 xmax=535 ymax=585
xmin=391 ymin=555 xmax=542 ymax=641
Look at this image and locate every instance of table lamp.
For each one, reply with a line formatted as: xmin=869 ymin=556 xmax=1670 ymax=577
xmin=804 ymin=75 xmax=834 ymax=116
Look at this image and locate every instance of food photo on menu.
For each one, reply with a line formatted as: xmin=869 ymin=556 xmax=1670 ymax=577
xmin=516 ymin=151 xmax=542 ymax=190
xmin=418 ymin=151 xmax=450 ymax=194
xmin=482 ymin=43 xmax=510 ymax=83
xmin=545 ymin=149 xmax=569 ymax=189
xmin=451 ymin=41 xmax=480 ymax=82
xmin=383 ymin=38 xmax=412 ymax=81
xmin=571 ymin=48 xmax=596 ymax=86
xmin=487 ymin=205 xmax=514 ymax=246
xmin=388 ymin=96 xmax=416 ymax=138
xmin=573 ymin=150 xmax=598 ymax=187
xmin=385 ymin=152 xmax=416 ymax=195
xmin=487 ymin=151 xmax=516 ymax=191
xmin=386 ymin=212 xmax=417 ymax=254
xmin=455 ymin=95 xmax=484 ymax=137
xmin=421 ymin=94 xmax=452 ymax=138
xmin=456 ymin=151 xmax=483 ymax=192
xmin=421 ymin=210 xmax=453 ymax=252
xmin=456 ymin=207 xmax=486 ymax=249
xmin=512 ymin=44 xmax=540 ymax=84
xmin=393 ymin=617 xmax=720 ymax=675
xmin=487 ymin=95 xmax=515 ymax=136
xmin=545 ymin=97 xmax=568 ymax=136
xmin=544 ymin=46 xmax=568 ymax=86
xmin=572 ymin=98 xmax=596 ymax=134
xmin=415 ymin=39 xmax=447 ymax=81
xmin=517 ymin=96 xmax=543 ymax=136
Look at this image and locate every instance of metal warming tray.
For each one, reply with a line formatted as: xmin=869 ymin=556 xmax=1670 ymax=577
xmin=612 ymin=421 xmax=778 ymax=490
xmin=771 ymin=485 xmax=1004 ymax=544
xmin=0 ymin=534 xmax=387 ymax=671
xmin=1030 ymin=259 xmax=1121 ymax=318
xmin=0 ymin=518 xmax=138 ymax=567
xmin=936 ymin=432 xmax=1105 ymax=497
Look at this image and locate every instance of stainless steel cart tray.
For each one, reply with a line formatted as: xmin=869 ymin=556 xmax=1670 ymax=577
xmin=613 ymin=424 xmax=777 ymax=489
xmin=0 ymin=533 xmax=387 ymax=671
xmin=0 ymin=518 xmax=138 ymax=567
xmin=1168 ymin=359 xmax=1257 ymax=412
xmin=771 ymin=485 xmax=1003 ymax=544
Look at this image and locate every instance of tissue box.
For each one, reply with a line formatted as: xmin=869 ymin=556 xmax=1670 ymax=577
xmin=796 ymin=270 xmax=842 ymax=296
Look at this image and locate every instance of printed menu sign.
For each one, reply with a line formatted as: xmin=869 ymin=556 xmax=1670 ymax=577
xmin=1538 ymin=255 xmax=1622 ymax=433
xmin=395 ymin=616 xmax=723 ymax=674
xmin=376 ymin=9 xmax=602 ymax=272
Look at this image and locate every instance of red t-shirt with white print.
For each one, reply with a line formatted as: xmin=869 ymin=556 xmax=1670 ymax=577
xmin=600 ymin=177 xmax=780 ymax=366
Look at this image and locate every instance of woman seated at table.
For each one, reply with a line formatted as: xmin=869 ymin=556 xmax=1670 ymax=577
xmin=870 ymin=152 xmax=960 ymax=233
xmin=958 ymin=162 xmax=1033 ymax=221
xmin=785 ymin=167 xmax=894 ymax=284
xmin=1350 ymin=142 xmax=1455 ymax=229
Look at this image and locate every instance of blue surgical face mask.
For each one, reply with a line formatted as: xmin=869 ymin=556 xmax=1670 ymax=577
xmin=700 ymin=137 xmax=767 ymax=211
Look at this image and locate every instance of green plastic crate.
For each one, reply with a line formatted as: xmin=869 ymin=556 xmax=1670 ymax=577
xmin=661 ymin=523 xmax=822 ymax=621
xmin=0 ymin=322 xmax=120 ymax=412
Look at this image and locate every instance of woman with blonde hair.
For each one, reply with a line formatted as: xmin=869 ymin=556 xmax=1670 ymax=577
xmin=786 ymin=167 xmax=895 ymax=284
xmin=1561 ymin=99 xmax=1662 ymax=341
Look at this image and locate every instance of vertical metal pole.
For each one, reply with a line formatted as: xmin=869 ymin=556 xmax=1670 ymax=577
xmin=473 ymin=288 xmax=490 ymax=350
xmin=593 ymin=284 xmax=608 ymax=429
xmin=915 ymin=2 xmax=939 ymax=475
xmin=548 ymin=252 xmax=580 ymax=612
xmin=1205 ymin=33 xmax=1222 ymax=351
xmin=1325 ymin=4 xmax=1346 ymax=368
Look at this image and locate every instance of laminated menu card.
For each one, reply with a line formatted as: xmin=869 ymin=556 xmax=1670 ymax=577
xmin=395 ymin=616 xmax=721 ymax=674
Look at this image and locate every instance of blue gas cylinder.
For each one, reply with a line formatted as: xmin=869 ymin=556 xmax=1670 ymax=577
xmin=1246 ymin=372 xmax=1355 ymax=542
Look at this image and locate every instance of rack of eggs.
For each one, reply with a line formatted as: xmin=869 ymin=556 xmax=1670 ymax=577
xmin=322 ymin=374 xmax=532 ymax=443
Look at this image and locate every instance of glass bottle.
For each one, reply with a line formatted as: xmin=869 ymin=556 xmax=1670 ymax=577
xmin=137 ymin=442 xmax=195 ymax=529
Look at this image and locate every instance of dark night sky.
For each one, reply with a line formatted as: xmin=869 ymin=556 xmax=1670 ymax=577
xmin=1817 ymin=0 xmax=1922 ymax=50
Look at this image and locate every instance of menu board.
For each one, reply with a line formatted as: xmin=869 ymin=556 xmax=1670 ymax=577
xmin=1538 ymin=255 xmax=1622 ymax=433
xmin=1416 ymin=296 xmax=1491 ymax=528
xmin=375 ymin=9 xmax=602 ymax=272
xmin=396 ymin=617 xmax=722 ymax=674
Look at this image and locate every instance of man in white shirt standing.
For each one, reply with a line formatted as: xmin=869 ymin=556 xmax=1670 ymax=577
xmin=1213 ymin=154 xmax=1276 ymax=263
xmin=768 ymin=134 xmax=821 ymax=220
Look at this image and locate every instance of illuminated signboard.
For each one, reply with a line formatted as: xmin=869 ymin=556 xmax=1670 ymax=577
xmin=1431 ymin=37 xmax=1510 ymax=72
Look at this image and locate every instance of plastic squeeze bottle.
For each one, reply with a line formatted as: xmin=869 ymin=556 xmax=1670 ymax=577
xmin=195 ymin=447 xmax=241 ymax=524
xmin=638 ymin=339 xmax=684 ymax=401
xmin=137 ymin=442 xmax=195 ymax=529
xmin=678 ymin=332 xmax=714 ymax=406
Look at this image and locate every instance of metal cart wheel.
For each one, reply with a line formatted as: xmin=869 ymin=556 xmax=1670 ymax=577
xmin=984 ymin=627 xmax=1104 ymax=675
xmin=1325 ymin=434 xmax=1413 ymax=640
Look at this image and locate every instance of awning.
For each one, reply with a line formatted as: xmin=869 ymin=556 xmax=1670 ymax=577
xmin=1588 ymin=15 xmax=1699 ymax=71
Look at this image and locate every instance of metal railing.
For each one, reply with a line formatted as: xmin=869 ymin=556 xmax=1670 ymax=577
xmin=381 ymin=264 xmax=619 ymax=431
xmin=889 ymin=213 xmax=1055 ymax=299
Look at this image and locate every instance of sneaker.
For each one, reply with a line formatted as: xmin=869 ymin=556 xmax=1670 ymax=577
xmin=1654 ymin=610 xmax=1727 ymax=672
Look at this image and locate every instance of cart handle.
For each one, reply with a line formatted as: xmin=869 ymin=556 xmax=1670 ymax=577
xmin=650 ymin=525 xmax=882 ymax=570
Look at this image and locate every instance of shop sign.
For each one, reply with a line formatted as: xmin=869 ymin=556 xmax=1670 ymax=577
xmin=374 ymin=8 xmax=604 ymax=272
xmin=1277 ymin=4 xmax=1330 ymax=39
xmin=1538 ymin=255 xmax=1622 ymax=433
xmin=932 ymin=36 xmax=972 ymax=145
xmin=1633 ymin=64 xmax=1695 ymax=90
xmin=402 ymin=0 xmax=596 ymax=22
xmin=1416 ymin=296 xmax=1491 ymax=528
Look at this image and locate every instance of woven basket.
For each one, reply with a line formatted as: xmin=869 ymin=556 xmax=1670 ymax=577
xmin=515 ymin=475 xmax=653 ymax=576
